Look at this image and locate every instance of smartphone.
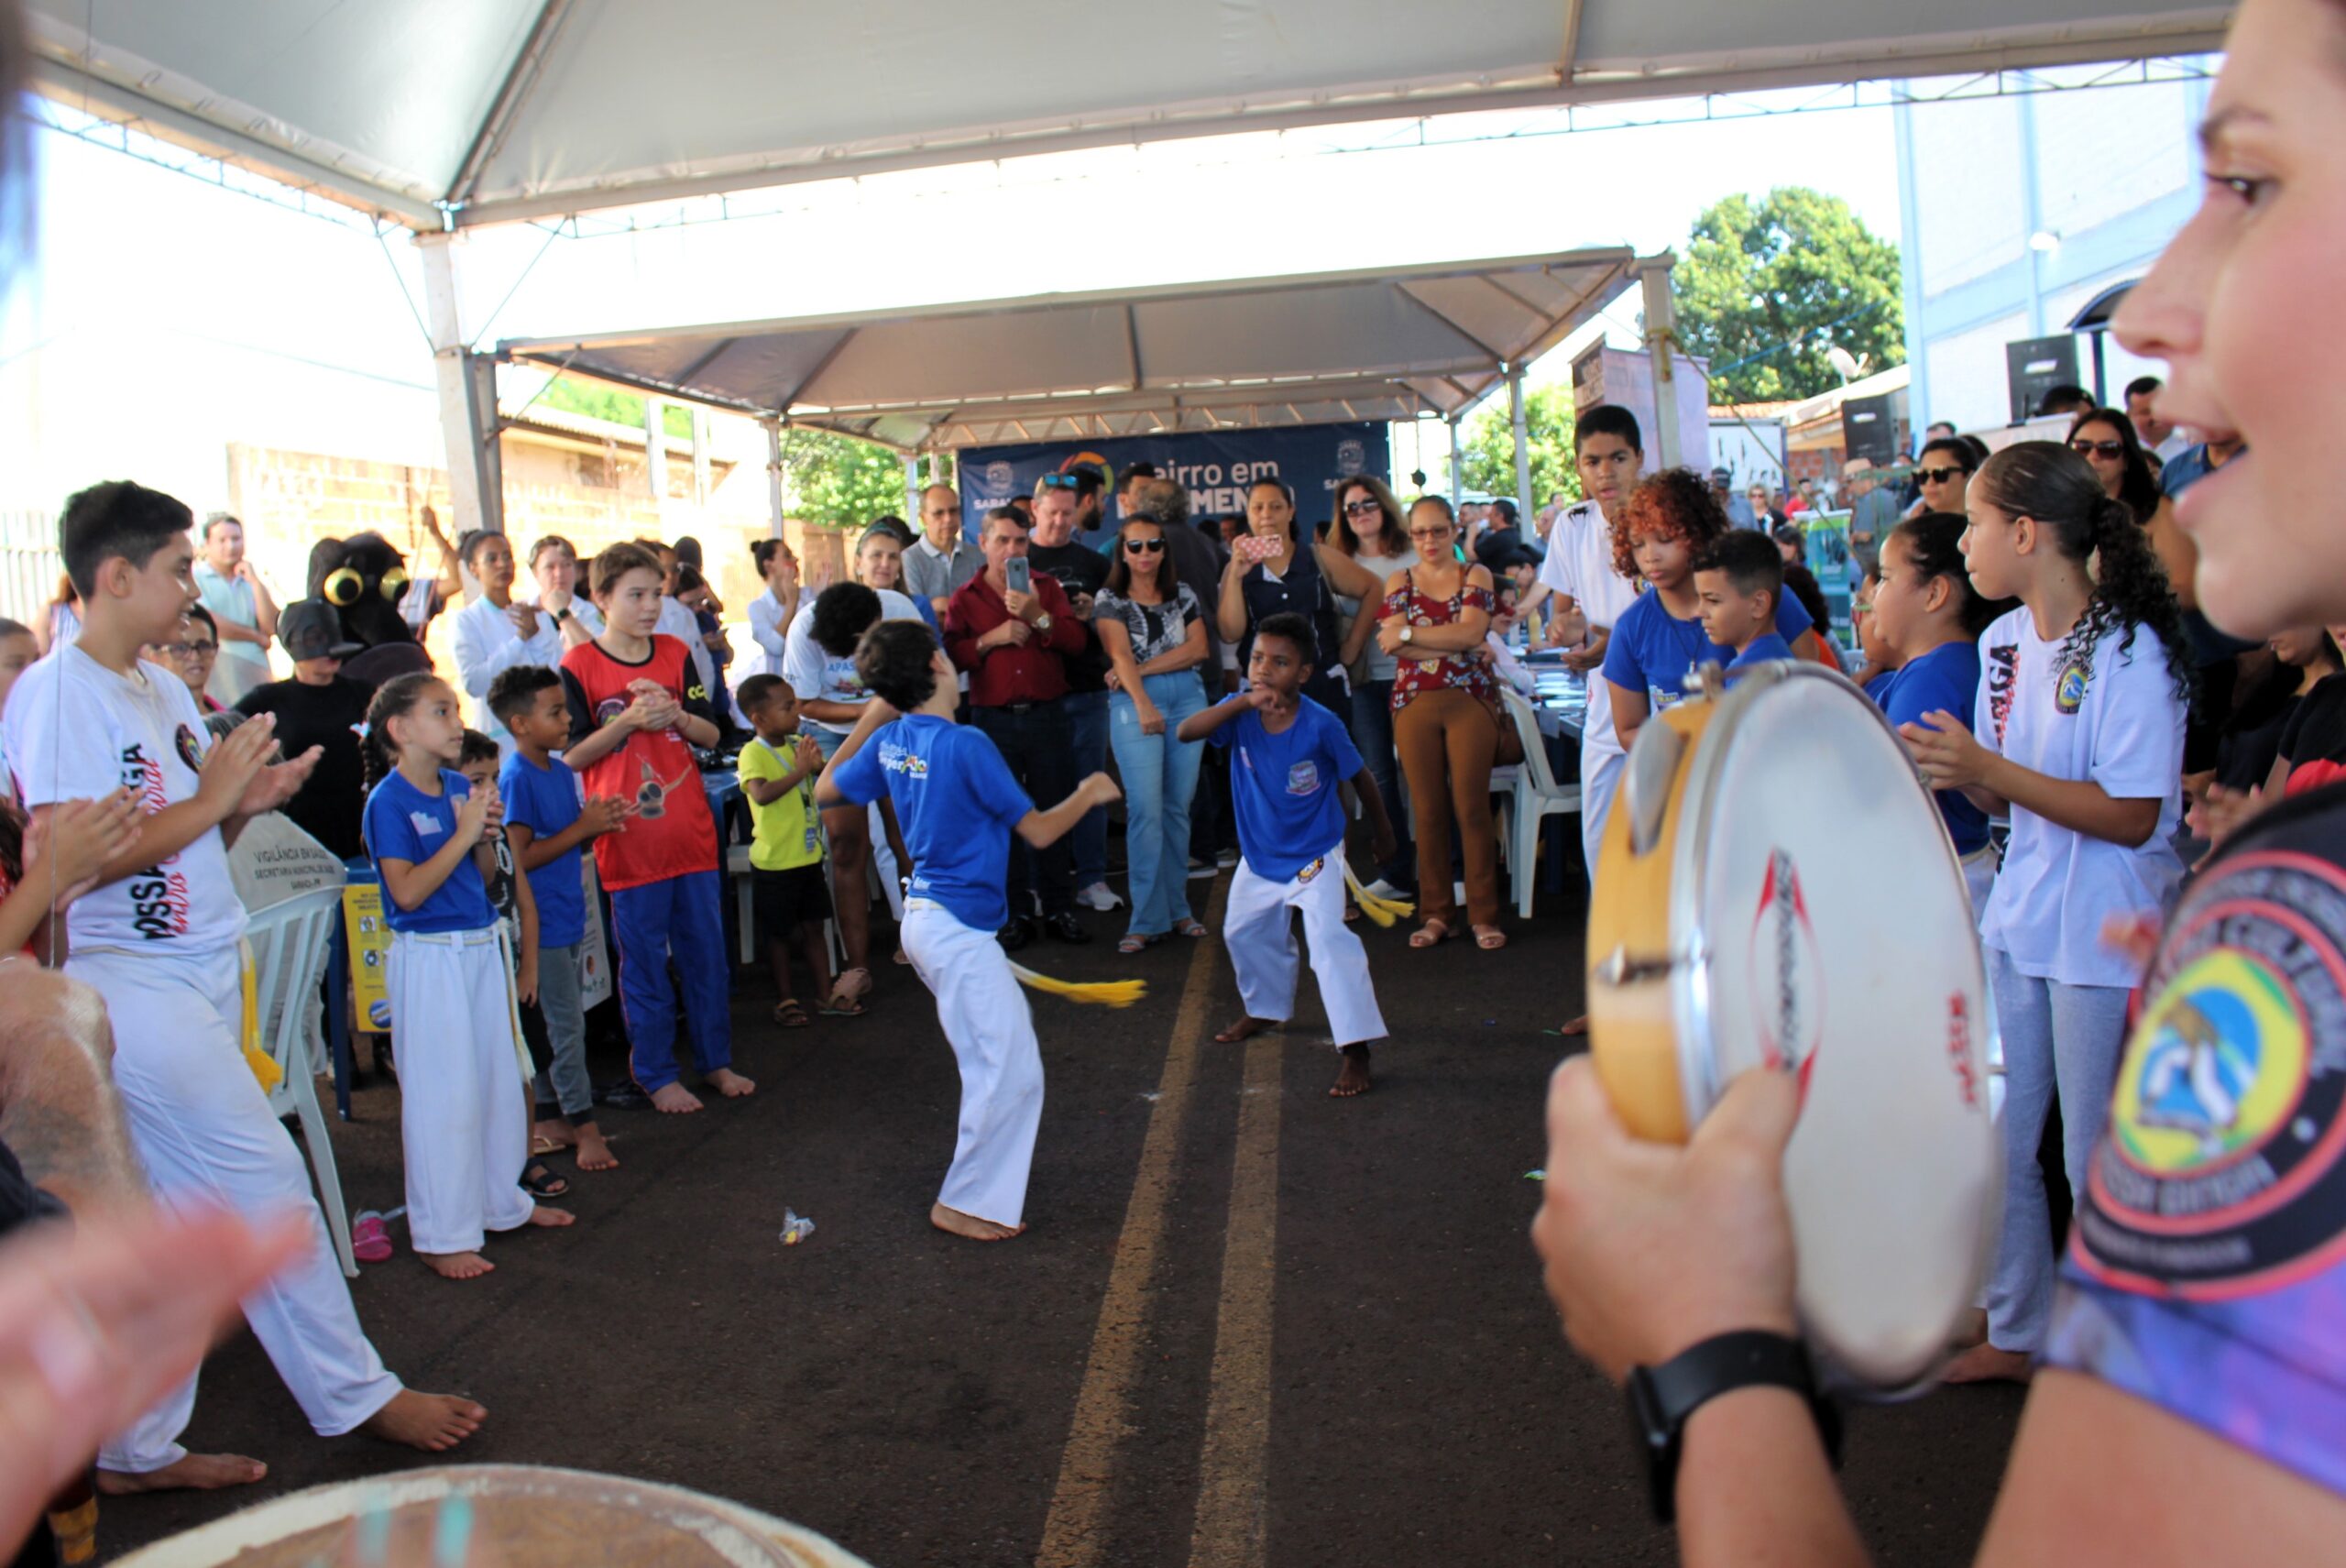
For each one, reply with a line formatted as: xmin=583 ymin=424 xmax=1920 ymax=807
xmin=1005 ymin=557 xmax=1032 ymax=595
xmin=1234 ymin=532 xmax=1279 ymax=565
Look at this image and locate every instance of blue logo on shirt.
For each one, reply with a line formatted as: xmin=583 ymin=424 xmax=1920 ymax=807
xmin=1286 ymin=761 xmax=1321 ymax=796
xmin=2055 ymin=658 xmax=2090 ymax=715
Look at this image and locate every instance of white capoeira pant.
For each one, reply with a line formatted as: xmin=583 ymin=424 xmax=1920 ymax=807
xmin=900 ymin=898 xmax=1044 ymax=1228
xmin=68 ymin=945 xmax=402 ymax=1474
xmin=1580 ymin=748 xmax=1625 ymax=888
xmin=387 ymin=927 xmax=536 ymax=1255
xmin=1225 ymin=846 xmax=1387 ymax=1048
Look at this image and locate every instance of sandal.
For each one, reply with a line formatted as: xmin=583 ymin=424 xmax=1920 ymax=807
xmin=818 ymin=994 xmax=867 ymax=1018
xmin=1409 ymin=917 xmax=1454 ymax=949
xmin=1174 ymin=918 xmax=1209 ymax=938
xmin=1343 ymin=903 xmax=1361 ymax=924
xmin=521 ymin=1163 xmax=570 ymax=1200
xmin=1117 ymin=933 xmax=1160 ymax=955
xmin=1474 ymin=925 xmax=1507 ymax=951
xmin=771 ymin=999 xmax=812 ymax=1028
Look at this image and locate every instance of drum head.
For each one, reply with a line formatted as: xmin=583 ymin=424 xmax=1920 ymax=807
xmin=113 ymin=1465 xmax=873 ymax=1568
xmin=1673 ymin=667 xmax=2000 ymax=1392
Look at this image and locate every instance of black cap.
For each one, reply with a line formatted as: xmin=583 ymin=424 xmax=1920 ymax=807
xmin=280 ymin=599 xmax=363 ymax=663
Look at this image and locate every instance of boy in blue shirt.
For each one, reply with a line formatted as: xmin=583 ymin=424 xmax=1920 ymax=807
xmin=1178 ymin=612 xmax=1398 ymax=1099
xmin=820 ymin=620 xmax=1119 ymax=1242
xmin=488 ymin=664 xmax=634 ymax=1177
xmin=1693 ymin=531 xmax=1795 ymax=674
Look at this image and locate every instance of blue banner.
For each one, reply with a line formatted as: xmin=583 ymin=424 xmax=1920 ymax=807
xmin=956 ymin=424 xmax=1392 ymax=543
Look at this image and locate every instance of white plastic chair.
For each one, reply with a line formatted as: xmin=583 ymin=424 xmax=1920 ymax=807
xmin=246 ymin=885 xmax=358 ymax=1277
xmin=1493 ymin=688 xmax=1583 ymax=919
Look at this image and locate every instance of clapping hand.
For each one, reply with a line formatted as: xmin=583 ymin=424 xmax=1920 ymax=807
xmin=25 ymin=790 xmax=142 ymax=909
xmin=1899 ymin=710 xmax=1992 ymax=791
xmin=580 ymin=794 xmax=637 ymax=836
xmin=793 ymin=734 xmax=824 ymax=773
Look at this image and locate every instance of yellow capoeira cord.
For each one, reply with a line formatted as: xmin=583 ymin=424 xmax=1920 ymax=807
xmin=1008 ymin=963 xmax=1146 ymax=1009
xmin=1342 ymin=861 xmax=1416 ymax=927
xmin=237 ymin=938 xmax=285 ymax=1092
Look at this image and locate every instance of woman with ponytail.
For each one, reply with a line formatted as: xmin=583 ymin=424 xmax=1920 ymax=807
xmin=1899 ymin=440 xmax=2191 ymax=1383
xmin=1867 ymin=511 xmax=2018 ymax=909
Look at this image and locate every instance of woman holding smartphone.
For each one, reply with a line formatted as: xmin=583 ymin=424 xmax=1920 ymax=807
xmin=1215 ymin=477 xmax=1385 ymax=715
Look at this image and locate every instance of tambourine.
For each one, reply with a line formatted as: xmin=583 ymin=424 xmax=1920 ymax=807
xmin=1585 ymin=660 xmax=2000 ymax=1392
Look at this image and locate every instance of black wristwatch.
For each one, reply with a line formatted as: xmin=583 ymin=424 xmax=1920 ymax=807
xmin=1627 ymin=1330 xmax=1840 ymax=1524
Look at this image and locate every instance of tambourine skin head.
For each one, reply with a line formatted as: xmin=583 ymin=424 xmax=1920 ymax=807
xmin=1584 ymin=663 xmax=2001 ymax=1393
xmin=1586 ymin=696 xmax=1721 ymax=1145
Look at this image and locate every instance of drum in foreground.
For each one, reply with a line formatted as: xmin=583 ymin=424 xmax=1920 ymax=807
xmin=114 ymin=1464 xmax=872 ymax=1568
xmin=1585 ymin=660 xmax=2000 ymax=1393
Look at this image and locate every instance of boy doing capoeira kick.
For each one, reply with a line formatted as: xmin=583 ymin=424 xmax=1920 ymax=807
xmin=1178 ymin=610 xmax=1398 ymax=1098
xmin=818 ymin=620 xmax=1119 ymax=1241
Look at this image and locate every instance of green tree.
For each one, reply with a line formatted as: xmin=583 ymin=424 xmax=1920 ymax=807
xmin=1674 ymin=188 xmax=1905 ymax=404
xmin=1453 ymin=383 xmax=1578 ymax=505
xmin=538 ymin=376 xmax=696 ymax=441
xmin=776 ymin=425 xmax=910 ymax=532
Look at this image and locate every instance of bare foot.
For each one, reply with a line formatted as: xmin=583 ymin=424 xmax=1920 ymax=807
xmin=574 ymin=1124 xmax=619 ymax=1172
xmin=421 ymin=1250 xmax=495 ymax=1280
xmin=527 ymin=1204 xmax=576 ymax=1229
xmin=362 ymin=1389 xmax=488 ymax=1453
xmin=706 ymin=1067 xmax=756 ymax=1099
xmin=531 ymin=1120 xmax=575 ymax=1153
xmin=650 ymin=1082 xmax=704 ymax=1114
xmin=1942 ymin=1343 xmax=2034 ymax=1385
xmin=929 ymin=1201 xmax=1025 ymax=1242
xmin=1331 ymin=1050 xmax=1372 ymax=1098
xmin=96 ymin=1453 xmax=267 ymax=1494
xmin=1214 ymin=1015 xmax=1276 ymax=1044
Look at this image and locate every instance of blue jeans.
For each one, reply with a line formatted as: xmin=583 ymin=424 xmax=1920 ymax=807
xmin=1982 ymin=945 xmax=2131 ymax=1354
xmin=610 ymin=869 xmax=732 ymax=1092
xmin=1347 ymin=677 xmax=1413 ymax=886
xmin=1062 ymin=688 xmax=1111 ymax=888
xmin=1110 ymin=672 xmax=1208 ymax=936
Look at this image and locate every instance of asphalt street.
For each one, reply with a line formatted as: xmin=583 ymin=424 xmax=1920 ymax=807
xmin=96 ymin=870 xmax=2023 ymax=1566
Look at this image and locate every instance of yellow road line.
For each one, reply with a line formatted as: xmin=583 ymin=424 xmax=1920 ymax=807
xmin=1034 ymin=883 xmax=1226 ymax=1568
xmin=1184 ymin=1030 xmax=1283 ymax=1568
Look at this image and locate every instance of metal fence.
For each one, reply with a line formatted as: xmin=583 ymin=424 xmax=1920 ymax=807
xmin=0 ymin=510 xmax=59 ymax=630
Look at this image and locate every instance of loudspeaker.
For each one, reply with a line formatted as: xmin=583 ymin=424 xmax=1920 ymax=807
xmin=2006 ymin=335 xmax=2081 ymax=423
xmin=1842 ymin=394 xmax=1898 ymax=467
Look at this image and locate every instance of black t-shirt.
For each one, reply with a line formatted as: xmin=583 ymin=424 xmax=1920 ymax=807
xmin=1028 ymin=542 xmax=1112 ymax=695
xmin=234 ymin=676 xmax=374 ymax=860
xmin=2279 ymin=672 xmax=2346 ymax=790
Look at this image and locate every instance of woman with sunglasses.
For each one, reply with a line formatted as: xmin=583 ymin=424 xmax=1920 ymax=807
xmin=2066 ymin=407 xmax=2165 ymax=525
xmin=1327 ymin=475 xmax=1419 ymax=896
xmin=1532 ymin=3 xmax=2346 ymax=1555
xmin=1910 ymin=434 xmax=1979 ymax=520
xmin=1378 ymin=496 xmax=1507 ymax=951
xmin=1094 ymin=517 xmax=1212 ymax=953
xmin=1216 ymin=477 xmax=1386 ymax=718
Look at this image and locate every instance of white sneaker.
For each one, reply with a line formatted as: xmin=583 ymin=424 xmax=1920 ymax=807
xmin=1076 ymin=881 xmax=1125 ymax=912
xmin=1187 ymin=858 xmax=1218 ymax=881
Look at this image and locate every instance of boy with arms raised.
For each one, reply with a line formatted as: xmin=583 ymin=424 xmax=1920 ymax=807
xmin=1178 ymin=611 xmax=1398 ymax=1099
xmin=2 ymin=481 xmax=483 ymax=1493
xmin=489 ymin=664 xmax=631 ymax=1172
xmin=819 ymin=620 xmax=1119 ymax=1241
xmin=561 ymin=543 xmax=752 ymax=1113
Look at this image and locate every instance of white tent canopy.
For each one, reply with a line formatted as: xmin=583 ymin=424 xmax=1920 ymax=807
xmin=499 ymin=249 xmax=1643 ymax=452
xmin=25 ymin=0 xmax=2230 ymax=231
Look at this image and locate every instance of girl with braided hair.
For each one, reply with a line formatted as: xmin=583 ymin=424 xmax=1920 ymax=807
xmin=1898 ymin=439 xmax=2192 ymax=1383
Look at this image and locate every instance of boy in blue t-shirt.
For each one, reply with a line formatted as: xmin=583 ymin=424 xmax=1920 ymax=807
xmin=1178 ymin=612 xmax=1398 ymax=1099
xmin=1693 ymin=532 xmax=1795 ymax=674
xmin=489 ymin=665 xmax=634 ymax=1177
xmin=820 ymin=620 xmax=1118 ymax=1243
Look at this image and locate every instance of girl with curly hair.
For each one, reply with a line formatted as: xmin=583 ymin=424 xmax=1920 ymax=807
xmin=1597 ymin=468 xmax=1832 ymax=752
xmin=1898 ymin=439 xmax=2191 ymax=1383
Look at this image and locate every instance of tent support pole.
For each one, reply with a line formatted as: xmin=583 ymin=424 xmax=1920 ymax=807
xmin=1639 ymin=254 xmax=1687 ymax=471
xmin=764 ymin=419 xmax=786 ymax=542
xmin=645 ymin=398 xmax=670 ymax=527
xmin=1447 ymin=414 xmax=1464 ymax=509
xmin=1507 ymin=362 xmax=1533 ymax=528
xmin=904 ymin=455 xmax=921 ymax=529
xmin=417 ymin=234 xmax=504 ymax=537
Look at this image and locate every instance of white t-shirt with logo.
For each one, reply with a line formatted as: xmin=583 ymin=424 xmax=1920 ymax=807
xmin=4 ymin=644 xmax=245 ymax=957
xmin=1973 ymin=607 xmax=2186 ymax=988
xmin=782 ymin=587 xmax=924 ymax=734
xmin=1535 ymin=499 xmax=1640 ymax=760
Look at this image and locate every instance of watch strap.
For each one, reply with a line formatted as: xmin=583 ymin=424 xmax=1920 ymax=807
xmin=1629 ymin=1331 xmax=1838 ymax=1524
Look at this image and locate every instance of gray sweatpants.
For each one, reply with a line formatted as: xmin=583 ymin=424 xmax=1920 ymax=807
xmin=532 ymin=943 xmax=595 ymax=1121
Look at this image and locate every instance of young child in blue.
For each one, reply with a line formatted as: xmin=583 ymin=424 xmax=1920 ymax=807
xmin=1866 ymin=513 xmax=2016 ymax=911
xmin=361 ymin=673 xmax=576 ymax=1280
xmin=1602 ymin=469 xmax=1821 ymax=751
xmin=819 ymin=620 xmax=1118 ymax=1243
xmin=489 ymin=663 xmax=633 ymax=1177
xmin=1692 ymin=531 xmax=1796 ymax=674
xmin=1178 ymin=612 xmax=1398 ymax=1099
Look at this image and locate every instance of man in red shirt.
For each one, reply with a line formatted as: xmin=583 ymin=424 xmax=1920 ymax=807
xmin=945 ymin=507 xmax=1091 ymax=948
